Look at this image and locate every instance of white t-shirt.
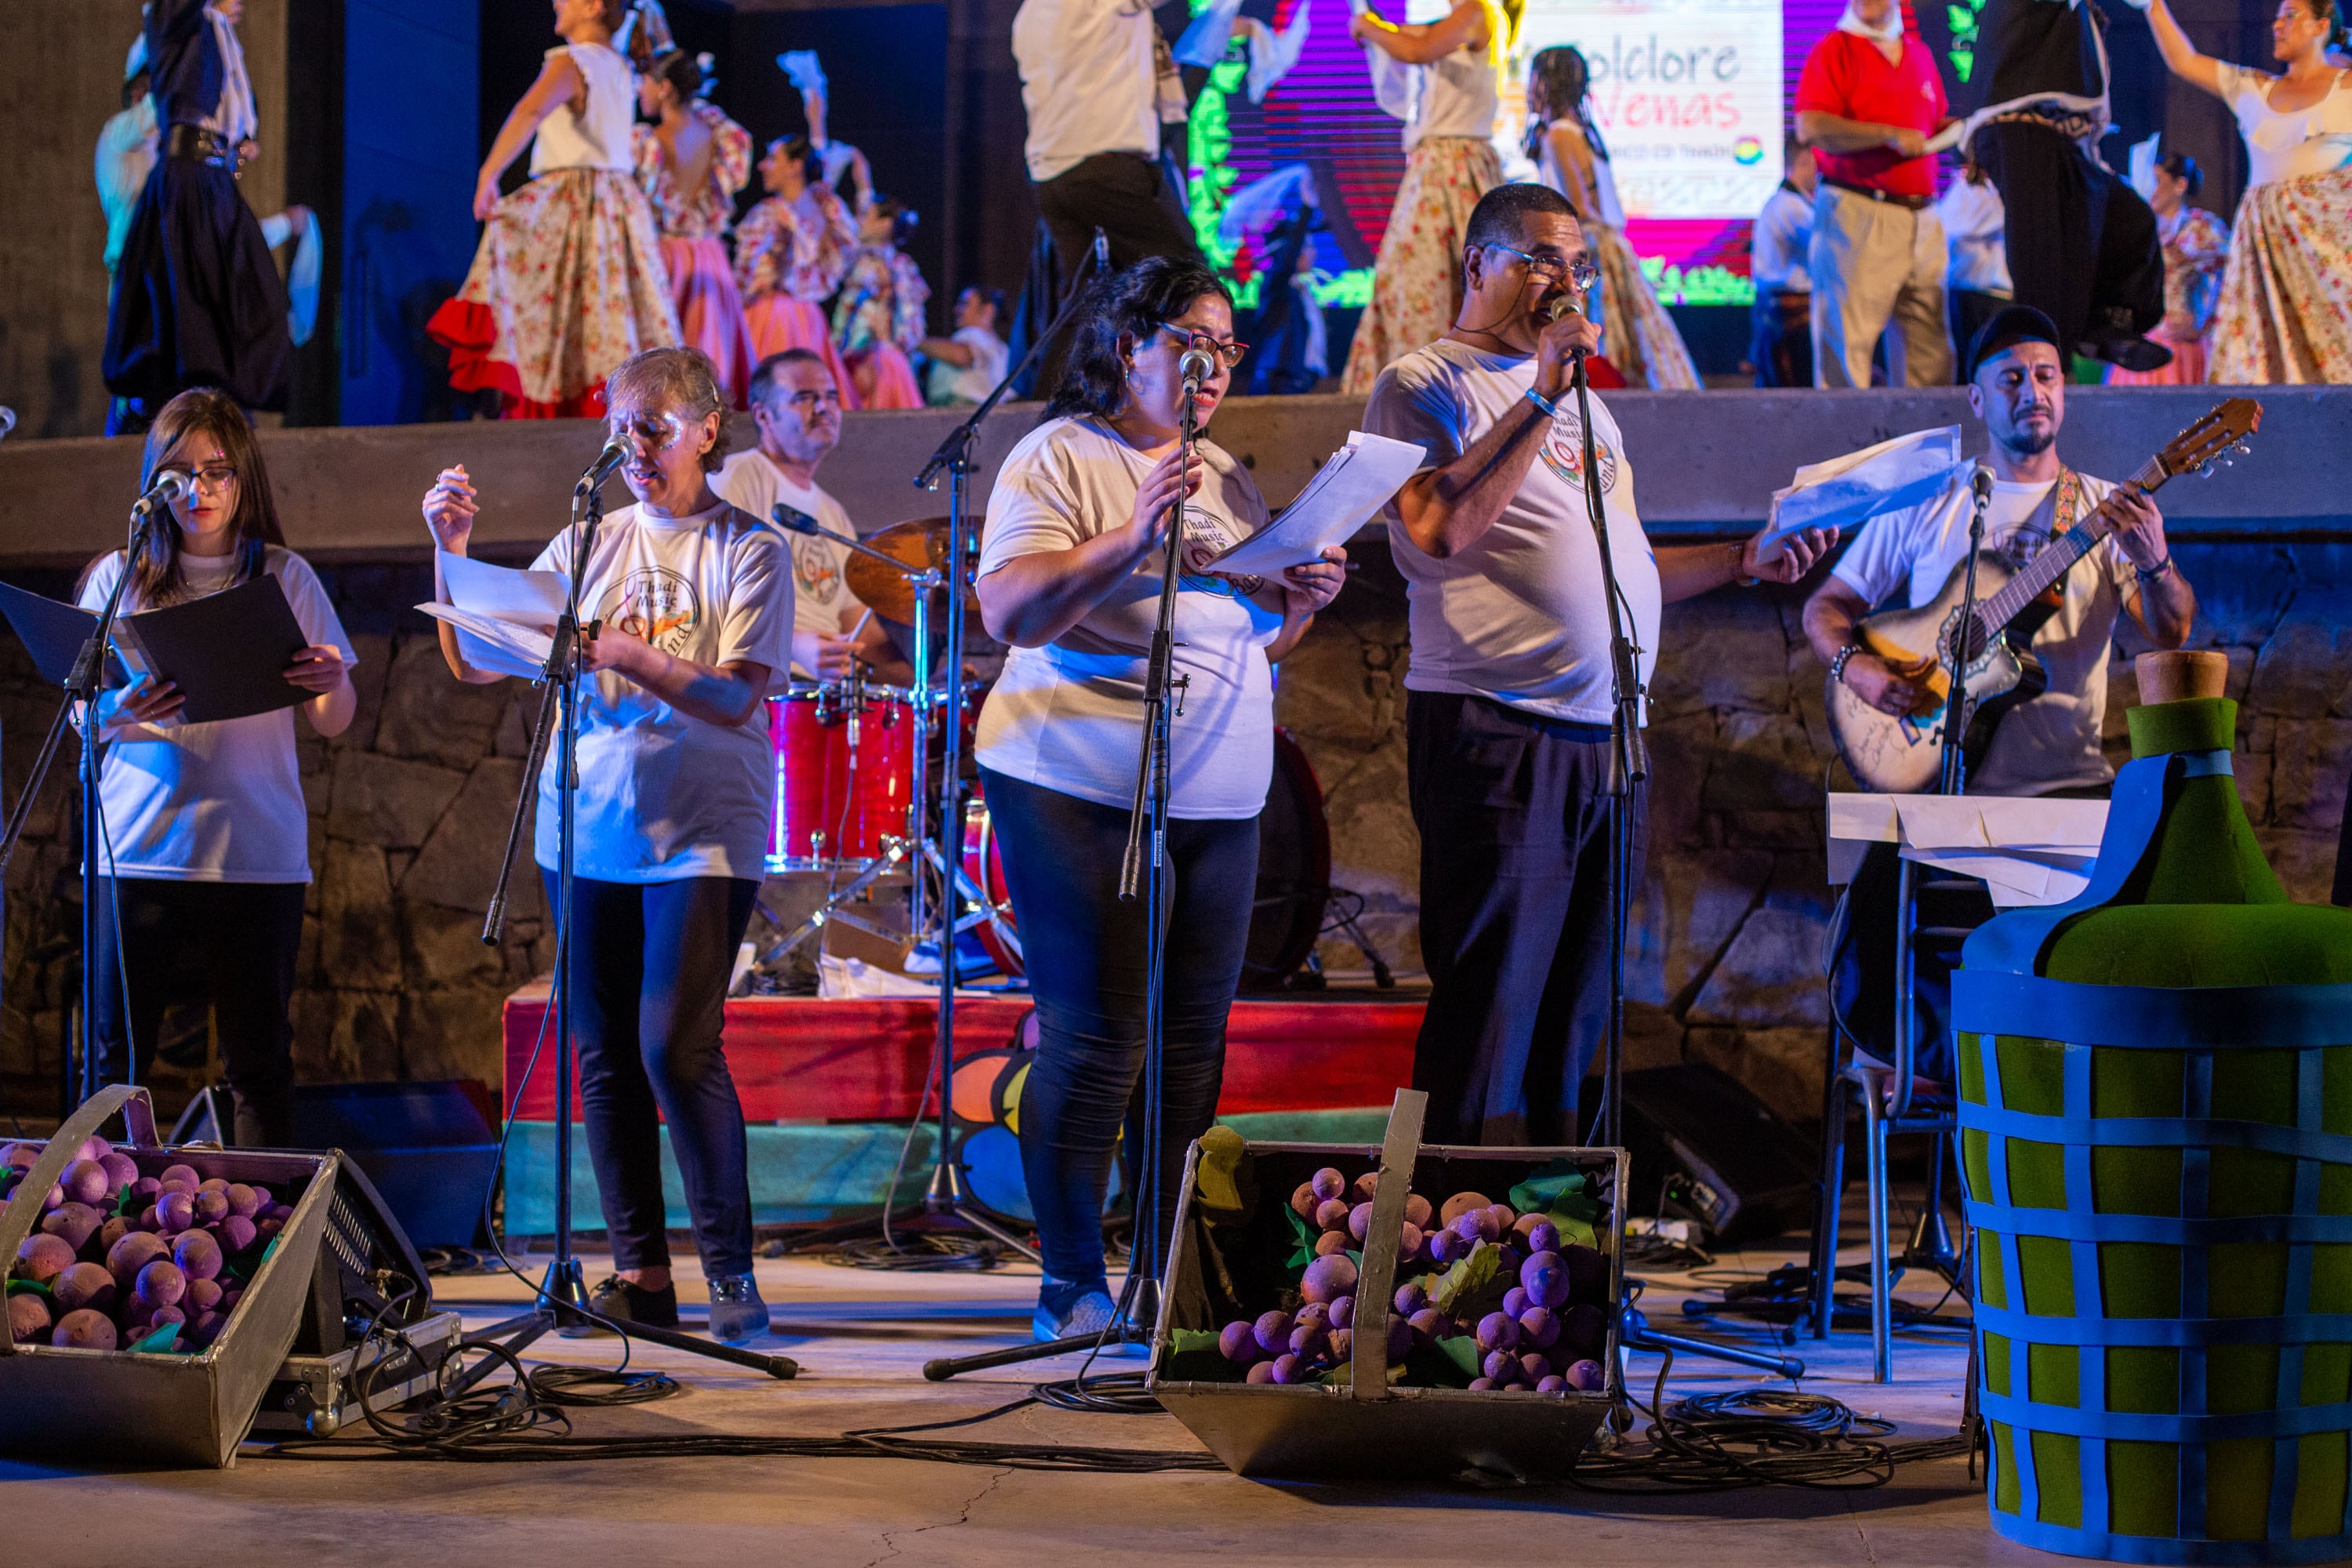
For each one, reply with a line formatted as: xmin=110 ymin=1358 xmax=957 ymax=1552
xmin=1832 ymin=471 xmax=2136 ymax=797
xmin=1936 ymin=177 xmax=2012 ymax=296
xmin=78 ymin=546 xmax=355 ymax=883
xmin=529 ymin=501 xmax=793 ymax=881
xmin=1751 ymin=183 xmax=1814 ymax=294
xmin=1363 ymin=339 xmax=1663 ymax=726
xmin=929 ymin=327 xmax=1011 ymax=405
xmin=713 ymin=449 xmax=860 ymax=670
xmin=1012 ymin=0 xmax=1160 ymax=182
xmin=973 ymin=416 xmax=1287 ymax=819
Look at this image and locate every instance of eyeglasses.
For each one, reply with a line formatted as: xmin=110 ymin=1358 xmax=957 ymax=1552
xmin=1157 ymin=325 xmax=1250 ymax=369
xmin=164 ymin=464 xmax=238 ymax=492
xmin=1486 ymin=244 xmax=1601 ymax=296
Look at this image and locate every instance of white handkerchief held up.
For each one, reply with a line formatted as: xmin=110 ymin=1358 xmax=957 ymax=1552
xmin=1756 ymin=426 xmax=1965 ymax=561
xmin=1174 ymin=0 xmax=1245 ymax=68
xmin=1203 ymin=430 xmax=1425 ymax=577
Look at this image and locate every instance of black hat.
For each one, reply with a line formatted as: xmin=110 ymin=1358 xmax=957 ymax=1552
xmin=1963 ymin=304 xmax=2063 ymax=383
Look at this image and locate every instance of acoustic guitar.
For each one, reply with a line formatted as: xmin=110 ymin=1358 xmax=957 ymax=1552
xmin=1827 ymin=397 xmax=2261 ymax=794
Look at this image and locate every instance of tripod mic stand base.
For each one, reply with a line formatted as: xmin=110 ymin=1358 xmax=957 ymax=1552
xmin=924 ymin=1269 xmax=1162 ymax=1382
xmin=1618 ymin=1302 xmax=1806 ymax=1379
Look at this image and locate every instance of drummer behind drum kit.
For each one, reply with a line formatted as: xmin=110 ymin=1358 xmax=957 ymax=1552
xmin=749 ymin=517 xmax=1394 ymax=992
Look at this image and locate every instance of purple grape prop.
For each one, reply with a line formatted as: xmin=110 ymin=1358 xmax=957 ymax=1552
xmin=1300 ymin=1253 xmax=1358 ymax=1305
xmin=1218 ymin=1320 xmax=1262 ymax=1365
xmin=1253 ymin=1309 xmax=1294 ymax=1355
xmin=16 ymin=1232 xmax=74 ymax=1285
xmin=1565 ymin=1358 xmax=1606 ymax=1392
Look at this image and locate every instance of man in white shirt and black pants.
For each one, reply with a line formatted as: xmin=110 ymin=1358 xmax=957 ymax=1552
xmin=1363 ymin=183 xmax=1834 ymax=1145
xmin=1801 ymin=305 xmax=2194 ymax=1072
xmin=1012 ymin=0 xmax=1207 ymax=387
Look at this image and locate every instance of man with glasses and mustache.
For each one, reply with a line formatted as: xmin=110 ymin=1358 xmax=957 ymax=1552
xmin=715 ymin=349 xmax=904 ymax=682
xmin=1361 ymin=182 xmax=1837 ymax=1146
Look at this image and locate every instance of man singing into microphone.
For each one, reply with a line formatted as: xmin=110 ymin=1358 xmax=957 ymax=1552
xmin=1362 ymin=183 xmax=1835 ymax=1146
xmin=1801 ymin=305 xmax=2194 ymax=1075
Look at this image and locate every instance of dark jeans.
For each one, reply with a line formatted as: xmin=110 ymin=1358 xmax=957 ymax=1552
xmin=91 ymin=877 xmax=304 ymax=1147
xmin=1407 ymin=692 xmax=1646 ymax=1146
xmin=1751 ymin=289 xmax=1813 ymax=388
xmin=979 ymin=768 xmax=1258 ymax=1305
xmin=546 ymin=872 xmax=760 ymax=1279
xmin=1974 ymin=121 xmax=2163 ymax=358
xmin=1031 ymin=152 xmax=1209 ymax=395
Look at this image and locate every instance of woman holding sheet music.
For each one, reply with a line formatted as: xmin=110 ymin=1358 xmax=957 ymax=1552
xmin=423 ymin=345 xmax=789 ymax=1346
xmin=971 ymin=257 xmax=1345 ymax=1345
xmin=78 ymin=387 xmax=358 ymax=1149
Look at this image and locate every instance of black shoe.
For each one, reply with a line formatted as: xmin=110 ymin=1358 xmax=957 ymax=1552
xmin=2083 ymin=333 xmax=2172 ymax=373
xmin=566 ymin=1275 xmax=679 ymax=1338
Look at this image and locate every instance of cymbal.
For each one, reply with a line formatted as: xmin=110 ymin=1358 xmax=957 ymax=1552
xmin=844 ymin=516 xmax=982 ymax=626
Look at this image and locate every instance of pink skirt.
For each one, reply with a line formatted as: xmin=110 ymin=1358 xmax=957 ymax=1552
xmin=2103 ymin=320 xmax=2209 ymax=387
xmin=659 ymin=237 xmax=757 ymax=408
xmin=848 ymin=342 xmax=923 ymax=410
xmin=743 ymin=293 xmax=860 ymax=408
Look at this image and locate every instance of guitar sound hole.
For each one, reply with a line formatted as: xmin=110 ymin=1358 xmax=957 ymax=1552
xmin=1944 ymin=615 xmax=1991 ymax=667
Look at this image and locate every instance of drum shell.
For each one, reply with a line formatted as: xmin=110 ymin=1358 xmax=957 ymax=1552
xmin=767 ymin=684 xmax=914 ymax=870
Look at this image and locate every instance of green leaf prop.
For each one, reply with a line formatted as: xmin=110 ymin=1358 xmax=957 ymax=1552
xmin=1428 ymin=1240 xmax=1512 ymax=1322
xmin=127 ymin=1322 xmax=183 ymax=1355
xmin=114 ymin=1182 xmax=139 ymax=1218
xmin=1161 ymin=1327 xmax=1244 ymax=1383
xmin=1283 ymin=1202 xmax=1317 ymax=1271
xmin=5 ymin=1276 xmax=56 ymax=1301
xmin=1432 ymin=1334 xmax=1483 ymax=1385
xmin=1508 ymin=1161 xmax=1602 ymax=1250
xmin=1192 ymin=1125 xmax=1251 ymax=1217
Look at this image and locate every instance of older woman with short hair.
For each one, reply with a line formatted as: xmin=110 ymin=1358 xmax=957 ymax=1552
xmin=423 ymin=346 xmax=789 ymax=1343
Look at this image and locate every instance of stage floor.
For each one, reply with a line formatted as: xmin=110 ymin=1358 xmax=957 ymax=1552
xmin=0 ymin=1218 xmax=2036 ymax=1567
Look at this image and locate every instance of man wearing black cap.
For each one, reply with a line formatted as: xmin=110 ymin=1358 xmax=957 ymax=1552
xmin=1800 ymin=306 xmax=2197 ymax=1070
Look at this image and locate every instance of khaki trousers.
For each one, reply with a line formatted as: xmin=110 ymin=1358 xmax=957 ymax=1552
xmin=1809 ymin=184 xmax=1954 ymax=387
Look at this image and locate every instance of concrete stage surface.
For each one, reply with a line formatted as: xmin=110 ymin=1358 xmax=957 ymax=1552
xmin=0 ymin=1221 xmax=2022 ymax=1568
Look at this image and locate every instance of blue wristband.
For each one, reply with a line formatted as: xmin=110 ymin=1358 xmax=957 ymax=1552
xmin=1525 ymin=384 xmax=1559 ymax=419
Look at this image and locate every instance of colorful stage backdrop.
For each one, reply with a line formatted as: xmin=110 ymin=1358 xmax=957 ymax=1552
xmin=1189 ymin=0 xmax=1943 ymax=310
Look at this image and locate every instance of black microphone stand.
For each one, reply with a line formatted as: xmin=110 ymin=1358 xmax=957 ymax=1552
xmin=923 ymin=354 xmax=1202 ymax=1385
xmin=463 ymin=467 xmax=796 ymax=1381
xmin=783 ymin=237 xmax=1116 ymax=1276
xmin=0 ymin=498 xmax=165 ymax=1112
xmin=1563 ymin=349 xmax=1802 ymax=1385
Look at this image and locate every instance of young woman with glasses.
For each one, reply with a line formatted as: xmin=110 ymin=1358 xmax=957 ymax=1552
xmin=77 ymin=387 xmax=358 ymax=1146
xmin=971 ymin=256 xmax=1347 ymax=1343
xmin=423 ymin=347 xmax=790 ymax=1345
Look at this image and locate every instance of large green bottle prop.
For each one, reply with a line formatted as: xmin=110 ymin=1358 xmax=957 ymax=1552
xmin=1957 ymin=651 xmax=2352 ymax=1563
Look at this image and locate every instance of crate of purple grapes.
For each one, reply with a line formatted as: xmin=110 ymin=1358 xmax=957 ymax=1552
xmin=0 ymin=1085 xmax=338 ymax=1468
xmin=1149 ymin=1089 xmax=1624 ymax=1482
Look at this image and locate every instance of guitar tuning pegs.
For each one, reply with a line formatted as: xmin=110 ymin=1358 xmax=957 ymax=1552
xmin=2234 ymin=443 xmax=2251 ymax=457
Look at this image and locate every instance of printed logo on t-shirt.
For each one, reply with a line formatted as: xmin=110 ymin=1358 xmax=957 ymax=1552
xmin=1177 ymin=516 xmax=1265 ymax=598
xmin=601 ymin=566 xmax=702 ymax=656
xmin=1537 ymin=408 xmax=1621 ymax=495
xmin=793 ymin=536 xmax=841 ymax=609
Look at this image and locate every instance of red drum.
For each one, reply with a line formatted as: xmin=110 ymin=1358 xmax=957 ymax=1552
xmin=767 ymin=681 xmax=916 ymax=871
xmin=956 ymin=728 xmax=1333 ymax=989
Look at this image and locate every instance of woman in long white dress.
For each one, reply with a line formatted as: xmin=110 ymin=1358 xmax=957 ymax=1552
xmin=2141 ymin=0 xmax=2352 ymax=383
xmin=1524 ymin=45 xmax=1700 ymax=390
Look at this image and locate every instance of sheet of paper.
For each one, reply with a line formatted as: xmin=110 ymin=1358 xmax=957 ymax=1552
xmin=437 ymin=550 xmax=568 ymax=626
xmin=417 ymin=603 xmax=554 ymax=681
xmin=1756 ymin=426 xmax=1965 ymax=559
xmin=1205 ymin=430 xmax=1425 ymax=577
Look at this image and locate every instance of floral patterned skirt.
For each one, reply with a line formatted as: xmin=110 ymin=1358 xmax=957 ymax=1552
xmin=659 ymin=237 xmax=758 ymax=408
xmin=428 ymin=169 xmax=680 ymax=419
xmin=2207 ymin=165 xmax=2352 ymax=386
xmin=743 ymin=293 xmax=861 ymax=410
xmin=1341 ymin=137 xmax=1503 ymax=394
xmin=1589 ymin=222 xmax=1700 ymax=390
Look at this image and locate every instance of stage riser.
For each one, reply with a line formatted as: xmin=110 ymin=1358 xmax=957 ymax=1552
xmin=0 ymin=387 xmax=2341 ymax=567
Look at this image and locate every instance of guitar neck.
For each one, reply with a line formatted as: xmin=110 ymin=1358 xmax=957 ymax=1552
xmin=1973 ymin=455 xmax=2165 ymax=633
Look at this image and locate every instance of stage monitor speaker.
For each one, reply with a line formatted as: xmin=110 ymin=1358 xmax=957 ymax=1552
xmin=172 ymin=1080 xmax=499 ymax=1250
xmin=1612 ymin=1063 xmax=1817 ymax=1246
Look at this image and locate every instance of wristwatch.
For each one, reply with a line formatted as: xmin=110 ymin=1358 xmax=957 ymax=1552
xmin=2134 ymin=556 xmax=2175 ymax=583
xmin=1830 ymin=644 xmax=1862 ymax=686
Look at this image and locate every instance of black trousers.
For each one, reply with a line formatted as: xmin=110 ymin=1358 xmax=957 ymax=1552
xmin=90 ymin=877 xmax=305 ymax=1147
xmin=1406 ymin=692 xmax=1646 ymax=1146
xmin=979 ymin=768 xmax=1258 ymax=1304
xmin=1030 ymin=152 xmax=1209 ymax=396
xmin=547 ymin=872 xmax=760 ymax=1279
xmin=1973 ymin=121 xmax=2163 ymax=359
xmin=1750 ymin=289 xmax=1814 ymax=388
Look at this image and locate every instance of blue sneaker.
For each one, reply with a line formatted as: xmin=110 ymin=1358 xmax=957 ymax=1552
xmin=1033 ymin=1288 xmax=1145 ymax=1356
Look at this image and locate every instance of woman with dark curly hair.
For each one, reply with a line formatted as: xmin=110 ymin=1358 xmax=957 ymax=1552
xmin=422 ymin=347 xmax=790 ymax=1345
xmin=973 ymin=257 xmax=1347 ymax=1343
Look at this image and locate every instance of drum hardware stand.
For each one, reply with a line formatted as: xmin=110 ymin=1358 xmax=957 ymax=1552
xmin=465 ymin=468 xmax=797 ymax=1381
xmin=0 ymin=491 xmax=169 ymax=1110
xmin=1564 ymin=344 xmax=1804 ymax=1392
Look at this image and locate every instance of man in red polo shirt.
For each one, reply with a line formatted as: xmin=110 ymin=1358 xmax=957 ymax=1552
xmin=1795 ymin=0 xmax=1958 ymax=387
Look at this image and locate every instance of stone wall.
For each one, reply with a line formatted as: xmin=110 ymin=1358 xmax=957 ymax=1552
xmin=1275 ymin=539 xmax=2351 ymax=1129
xmin=2 ymin=542 xmax=2345 ymax=1128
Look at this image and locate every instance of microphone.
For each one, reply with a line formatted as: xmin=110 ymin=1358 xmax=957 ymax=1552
xmin=130 ymin=470 xmax=190 ymax=517
xmin=1178 ymin=346 xmax=1216 ymax=397
xmin=575 ymin=440 xmax=627 ymax=495
xmin=771 ymin=503 xmax=820 ymax=535
xmin=1971 ymin=465 xmax=1994 ymax=506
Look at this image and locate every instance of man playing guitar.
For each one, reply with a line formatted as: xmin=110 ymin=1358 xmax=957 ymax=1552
xmin=1801 ymin=304 xmax=2198 ymax=1076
